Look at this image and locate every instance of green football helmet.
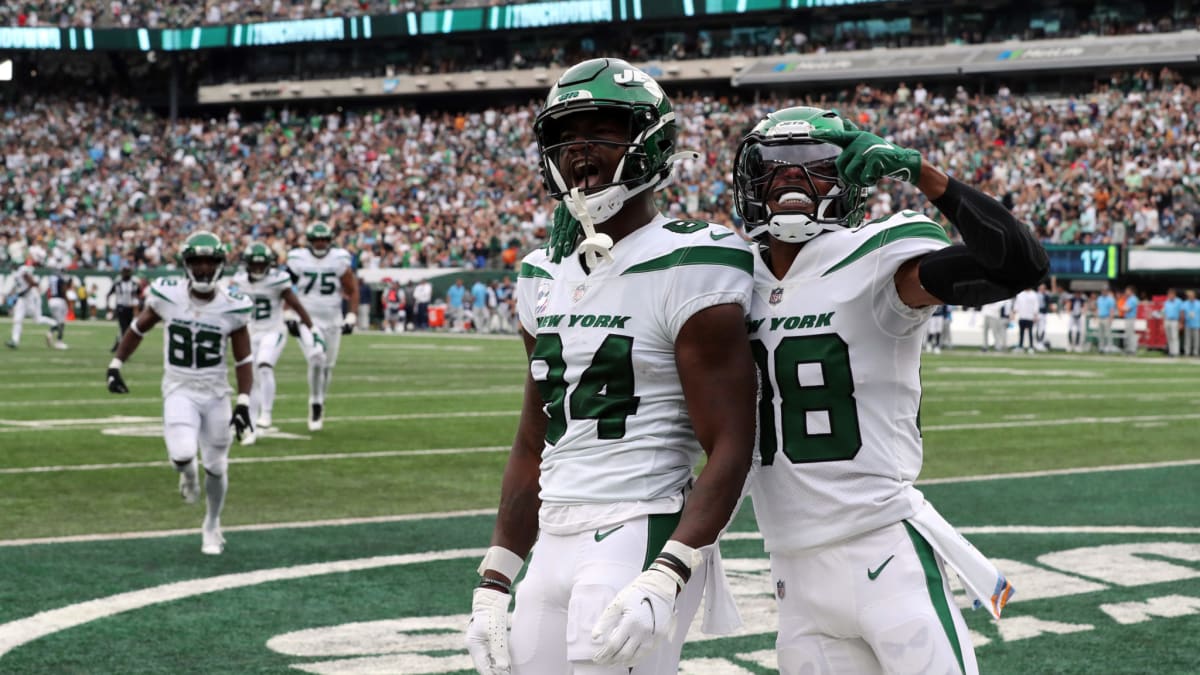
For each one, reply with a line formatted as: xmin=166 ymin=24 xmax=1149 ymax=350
xmin=242 ymin=241 xmax=275 ymax=282
xmin=734 ymin=106 xmax=869 ymax=245
xmin=534 ymin=58 xmax=693 ymax=226
xmin=306 ymin=222 xmax=334 ymax=258
xmin=178 ymin=231 xmax=225 ymax=293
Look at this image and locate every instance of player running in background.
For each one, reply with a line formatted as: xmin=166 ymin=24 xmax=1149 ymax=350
xmin=465 ymin=58 xmax=757 ymax=675
xmin=231 ymin=242 xmax=324 ymax=443
xmin=45 ymin=264 xmax=73 ymax=350
xmin=286 ymin=222 xmax=358 ymax=431
xmin=733 ymin=106 xmax=1047 ymax=675
xmin=5 ymin=262 xmax=58 ymax=349
xmin=105 ymin=231 xmax=254 ymax=555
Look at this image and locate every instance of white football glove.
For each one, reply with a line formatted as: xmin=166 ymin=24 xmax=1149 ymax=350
xmin=465 ymin=586 xmax=512 ymax=675
xmin=298 ymin=324 xmax=327 ymax=365
xmin=591 ymin=565 xmax=680 ymax=667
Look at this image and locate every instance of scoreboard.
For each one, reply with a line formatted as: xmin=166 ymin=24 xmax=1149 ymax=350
xmin=1044 ymin=244 xmax=1121 ymax=280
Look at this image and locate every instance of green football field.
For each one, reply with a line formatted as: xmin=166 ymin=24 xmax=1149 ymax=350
xmin=1 ymin=319 xmax=1198 ymax=674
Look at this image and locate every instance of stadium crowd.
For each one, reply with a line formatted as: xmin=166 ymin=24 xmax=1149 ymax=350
xmin=1 ymin=68 xmax=1198 ymax=274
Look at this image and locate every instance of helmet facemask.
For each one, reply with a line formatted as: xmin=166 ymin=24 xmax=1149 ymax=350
xmin=184 ymin=255 xmax=224 ymax=294
xmin=538 ymin=104 xmax=676 ymax=224
xmin=736 ymin=138 xmax=866 ymax=245
xmin=308 ymin=237 xmax=332 ymax=258
xmin=246 ymin=259 xmax=270 ymax=282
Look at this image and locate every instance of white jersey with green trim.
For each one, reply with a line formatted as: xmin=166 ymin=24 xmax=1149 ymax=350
xmin=230 ymin=268 xmax=292 ymax=335
xmin=516 ymin=214 xmax=753 ymax=526
xmin=12 ymin=265 xmax=36 ymax=297
xmin=747 ymin=210 xmax=951 ymax=553
xmin=286 ymin=247 xmax=352 ymax=325
xmin=146 ymin=277 xmax=253 ymax=397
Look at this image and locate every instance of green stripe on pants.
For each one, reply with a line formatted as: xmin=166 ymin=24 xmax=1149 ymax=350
xmin=904 ymin=521 xmax=965 ymax=674
xmin=643 ymin=510 xmax=682 ymax=571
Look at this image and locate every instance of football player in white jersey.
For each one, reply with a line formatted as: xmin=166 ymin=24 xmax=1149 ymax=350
xmin=231 ymin=242 xmax=325 ymax=444
xmin=465 ymin=58 xmax=757 ymax=675
xmin=286 ymin=223 xmax=358 ymax=431
xmin=734 ymin=107 xmax=1049 ymax=675
xmin=5 ymin=263 xmax=59 ymax=349
xmin=105 ymin=231 xmax=255 ymax=555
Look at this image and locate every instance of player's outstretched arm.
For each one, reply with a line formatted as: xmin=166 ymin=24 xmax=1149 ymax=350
xmin=910 ymin=162 xmax=1049 ymax=307
xmin=811 ymin=126 xmax=1048 ymax=308
xmin=229 ymin=326 xmax=254 ymax=439
xmin=107 ymin=308 xmax=161 ymax=394
xmin=465 ymin=328 xmax=544 ymax=675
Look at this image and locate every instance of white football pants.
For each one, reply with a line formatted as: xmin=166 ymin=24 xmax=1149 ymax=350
xmin=10 ymin=294 xmax=56 ymax=343
xmin=771 ymin=521 xmax=977 ymax=675
xmin=509 ymin=512 xmax=706 ymax=674
xmin=163 ymin=390 xmax=232 ymax=476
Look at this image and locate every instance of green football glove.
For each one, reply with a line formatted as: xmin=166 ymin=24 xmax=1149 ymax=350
xmin=809 ymin=127 xmax=922 ymax=187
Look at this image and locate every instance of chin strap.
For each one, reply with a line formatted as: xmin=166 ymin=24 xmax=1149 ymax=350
xmin=552 ymin=148 xmax=702 ymax=267
xmin=566 ymin=187 xmax=615 ymax=269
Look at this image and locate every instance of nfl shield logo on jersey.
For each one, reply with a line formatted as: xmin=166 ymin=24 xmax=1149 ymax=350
xmin=572 ymin=283 xmax=588 ymax=303
xmin=776 ymin=579 xmax=786 ymax=599
xmin=535 ymin=281 xmax=552 ymax=315
xmin=769 ymin=287 xmax=784 ymax=305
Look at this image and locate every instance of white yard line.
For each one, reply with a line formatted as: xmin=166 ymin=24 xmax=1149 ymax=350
xmin=0 ymin=388 xmax=522 ymax=408
xmin=0 ymin=445 xmax=509 ymax=475
xmin=3 ymin=458 xmax=1198 ymax=547
xmin=0 ymin=510 xmax=496 ymax=547
xmin=722 ymin=523 xmax=1200 ymax=541
xmin=0 ymin=410 xmax=516 ymax=433
xmin=4 ymin=410 xmax=1194 ymax=436
xmin=921 ymin=412 xmax=1200 ymax=432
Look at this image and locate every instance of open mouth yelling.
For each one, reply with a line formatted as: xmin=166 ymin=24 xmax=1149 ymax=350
xmin=569 ymin=157 xmax=606 ymax=191
xmin=771 ymin=190 xmax=816 ymax=212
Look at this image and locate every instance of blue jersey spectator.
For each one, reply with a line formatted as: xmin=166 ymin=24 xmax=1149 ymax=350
xmin=1185 ymin=290 xmax=1200 ymax=357
xmin=471 ymin=280 xmax=489 ymax=309
xmin=1162 ymin=289 xmax=1184 ymax=357
xmin=446 ymin=278 xmax=467 ymax=331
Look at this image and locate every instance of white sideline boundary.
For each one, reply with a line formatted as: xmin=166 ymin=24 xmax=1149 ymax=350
xmin=4 ymin=458 xmax=1199 ymax=548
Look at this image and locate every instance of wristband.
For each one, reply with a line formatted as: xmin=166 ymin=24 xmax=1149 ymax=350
xmin=478 ymin=577 xmax=511 ymax=594
xmin=658 ymin=540 xmax=702 ymax=576
xmin=129 ymin=321 xmax=144 ymax=337
xmin=237 ymin=393 xmax=251 ymax=407
xmin=648 ymin=561 xmax=687 ymax=593
xmin=477 ymin=545 xmax=525 ymax=582
xmin=108 ymin=358 xmax=124 ymax=370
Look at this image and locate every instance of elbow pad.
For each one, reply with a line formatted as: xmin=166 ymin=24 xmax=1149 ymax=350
xmin=918 ymin=245 xmax=1033 ymax=307
xmin=930 ymin=177 xmax=1048 ymax=285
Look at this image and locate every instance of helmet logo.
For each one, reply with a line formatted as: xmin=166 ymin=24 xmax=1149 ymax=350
xmin=768 ymin=120 xmax=815 ymax=136
xmin=555 ymin=90 xmax=589 ymax=104
xmin=612 ymin=69 xmax=662 ymax=101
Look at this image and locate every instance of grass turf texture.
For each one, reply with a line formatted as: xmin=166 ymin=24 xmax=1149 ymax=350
xmin=1 ymin=321 xmax=1198 ymax=673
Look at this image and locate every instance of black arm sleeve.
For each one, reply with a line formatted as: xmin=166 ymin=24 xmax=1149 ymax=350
xmin=918 ymin=177 xmax=1049 ymax=306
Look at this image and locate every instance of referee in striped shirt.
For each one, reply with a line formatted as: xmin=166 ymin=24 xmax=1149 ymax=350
xmin=107 ymin=266 xmax=141 ymax=353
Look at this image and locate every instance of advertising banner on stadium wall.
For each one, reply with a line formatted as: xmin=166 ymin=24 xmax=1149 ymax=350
xmin=733 ymin=33 xmax=1200 ymax=85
